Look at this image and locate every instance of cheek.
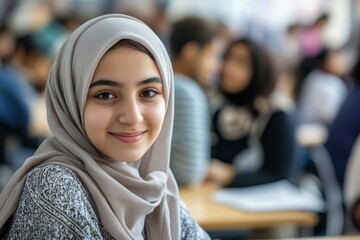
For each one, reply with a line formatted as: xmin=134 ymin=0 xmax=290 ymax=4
xmin=197 ymin=56 xmax=215 ymax=85
xmin=146 ymin=102 xmax=166 ymax=134
xmin=223 ymin=64 xmax=251 ymax=89
xmin=221 ymin=64 xmax=235 ymax=86
xmin=237 ymin=68 xmax=252 ymax=86
xmin=84 ymin=104 xmax=114 ymax=135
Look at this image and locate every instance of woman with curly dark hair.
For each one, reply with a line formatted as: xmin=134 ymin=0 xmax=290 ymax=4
xmin=207 ymin=38 xmax=297 ymax=188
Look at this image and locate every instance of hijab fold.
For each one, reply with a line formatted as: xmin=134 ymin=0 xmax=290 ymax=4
xmin=0 ymin=14 xmax=180 ymax=240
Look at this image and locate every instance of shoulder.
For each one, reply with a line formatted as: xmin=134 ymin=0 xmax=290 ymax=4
xmin=269 ymin=109 xmax=289 ymax=119
xmin=173 ymin=75 xmax=208 ymax=115
xmin=306 ymin=71 xmax=346 ymax=90
xmin=7 ymin=164 xmax=103 ymax=239
xmin=265 ymin=110 xmax=294 ymax=131
xmin=174 ymin=74 xmax=206 ymax=99
xmin=28 ymin=164 xmax=77 ymax=179
xmin=24 ymin=164 xmax=96 ymax=221
xmin=26 ymin=164 xmax=85 ymax=197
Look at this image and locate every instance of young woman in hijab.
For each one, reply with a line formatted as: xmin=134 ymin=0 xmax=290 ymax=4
xmin=0 ymin=14 xmax=209 ymax=240
xmin=207 ymin=38 xmax=297 ymax=187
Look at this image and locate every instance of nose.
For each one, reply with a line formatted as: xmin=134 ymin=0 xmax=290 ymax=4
xmin=118 ymin=97 xmax=143 ymax=126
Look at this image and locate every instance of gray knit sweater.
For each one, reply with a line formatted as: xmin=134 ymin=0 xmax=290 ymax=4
xmin=1 ymin=165 xmax=209 ymax=239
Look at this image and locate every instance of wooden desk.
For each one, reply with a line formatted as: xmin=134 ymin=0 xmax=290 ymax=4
xmin=179 ymin=183 xmax=318 ymax=231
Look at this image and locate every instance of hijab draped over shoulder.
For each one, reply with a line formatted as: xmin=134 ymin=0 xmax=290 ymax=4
xmin=0 ymin=14 xmax=180 ymax=240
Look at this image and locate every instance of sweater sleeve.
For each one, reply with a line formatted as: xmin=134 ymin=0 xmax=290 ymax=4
xmin=179 ymin=200 xmax=210 ymax=240
xmin=229 ymin=111 xmax=296 ymax=187
xmin=4 ymin=165 xmax=105 ymax=239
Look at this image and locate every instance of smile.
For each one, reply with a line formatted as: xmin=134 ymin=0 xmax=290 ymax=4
xmin=110 ymin=131 xmax=146 ymax=143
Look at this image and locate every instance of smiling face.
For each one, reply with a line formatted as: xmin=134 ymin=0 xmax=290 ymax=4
xmin=84 ymin=45 xmax=165 ymax=163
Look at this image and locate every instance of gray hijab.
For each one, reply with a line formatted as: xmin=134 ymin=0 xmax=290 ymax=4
xmin=0 ymin=14 xmax=180 ymax=239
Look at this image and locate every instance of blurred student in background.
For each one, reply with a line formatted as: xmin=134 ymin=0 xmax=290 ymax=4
xmin=301 ymin=13 xmax=329 ymax=59
xmin=0 ymin=24 xmax=41 ymax=176
xmin=326 ymin=49 xmax=360 ymax=190
xmin=296 ymin=47 xmax=348 ymax=127
xmin=207 ymin=38 xmax=297 ymax=187
xmin=169 ymin=17 xmax=222 ymax=186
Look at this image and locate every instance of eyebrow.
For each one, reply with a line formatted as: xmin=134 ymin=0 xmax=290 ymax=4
xmin=89 ymin=77 xmax=162 ymax=88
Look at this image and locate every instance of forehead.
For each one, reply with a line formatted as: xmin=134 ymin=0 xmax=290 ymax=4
xmin=93 ymin=46 xmax=161 ymax=80
xmin=228 ymin=44 xmax=251 ymax=59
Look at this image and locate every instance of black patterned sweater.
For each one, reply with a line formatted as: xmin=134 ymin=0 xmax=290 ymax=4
xmin=211 ymin=103 xmax=297 ymax=188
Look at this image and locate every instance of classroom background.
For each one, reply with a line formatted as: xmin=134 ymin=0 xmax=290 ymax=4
xmin=1 ymin=0 xmax=360 ymax=239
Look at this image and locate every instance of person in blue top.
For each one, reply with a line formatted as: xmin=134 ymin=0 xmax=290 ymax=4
xmin=0 ymin=24 xmax=38 ymax=171
xmin=325 ymin=53 xmax=360 ymax=189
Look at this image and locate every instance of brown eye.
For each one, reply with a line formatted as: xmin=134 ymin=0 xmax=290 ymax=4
xmin=140 ymin=89 xmax=159 ymax=98
xmin=95 ymin=91 xmax=116 ymax=100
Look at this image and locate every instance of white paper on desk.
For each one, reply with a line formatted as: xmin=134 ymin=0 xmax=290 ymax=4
xmin=213 ymin=180 xmax=324 ymax=212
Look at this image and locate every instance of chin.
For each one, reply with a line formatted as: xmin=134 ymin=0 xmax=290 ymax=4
xmin=111 ymin=151 xmax=145 ymax=163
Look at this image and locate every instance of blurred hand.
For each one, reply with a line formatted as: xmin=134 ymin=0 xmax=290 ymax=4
xmin=352 ymin=200 xmax=360 ymax=231
xmin=206 ymin=159 xmax=235 ymax=187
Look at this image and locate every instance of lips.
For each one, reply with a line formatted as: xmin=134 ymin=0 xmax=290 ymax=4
xmin=110 ymin=131 xmax=146 ymax=143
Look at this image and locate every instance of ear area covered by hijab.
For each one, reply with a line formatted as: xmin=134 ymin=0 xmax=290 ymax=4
xmin=0 ymin=14 xmax=179 ymax=240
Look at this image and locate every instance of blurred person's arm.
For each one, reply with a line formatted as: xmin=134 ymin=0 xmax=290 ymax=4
xmin=206 ymin=159 xmax=235 ymax=186
xmin=352 ymin=198 xmax=360 ymax=231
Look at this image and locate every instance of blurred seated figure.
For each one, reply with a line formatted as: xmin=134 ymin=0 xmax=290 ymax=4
xmin=207 ymin=38 xmax=297 ymax=187
xmin=325 ymin=53 xmax=360 ymax=190
xmin=12 ymin=34 xmax=53 ymax=137
xmin=296 ymin=48 xmax=348 ymax=127
xmin=169 ymin=17 xmax=222 ymax=186
xmin=0 ymin=24 xmax=41 ymax=180
xmin=293 ymin=48 xmax=352 ymax=236
xmin=13 ymin=33 xmax=55 ymax=93
xmin=300 ymin=13 xmax=329 ymax=59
